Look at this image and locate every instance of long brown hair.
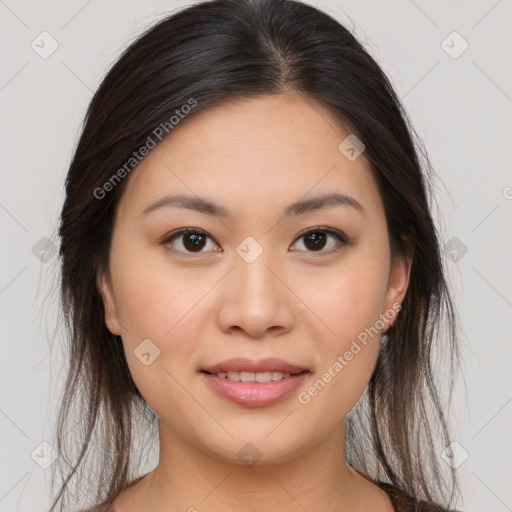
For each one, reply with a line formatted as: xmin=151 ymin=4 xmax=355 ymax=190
xmin=50 ymin=0 xmax=461 ymax=509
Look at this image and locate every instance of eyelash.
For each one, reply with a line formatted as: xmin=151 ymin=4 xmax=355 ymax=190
xmin=161 ymin=226 xmax=348 ymax=256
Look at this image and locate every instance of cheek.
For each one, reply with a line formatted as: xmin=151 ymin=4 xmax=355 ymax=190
xmin=110 ymin=241 xmax=204 ymax=338
xmin=302 ymin=261 xmax=389 ymax=349
xmin=111 ymin=267 xmax=206 ymax=420
xmin=107 ymin=246 xmax=208 ymax=396
xmin=297 ymin=280 xmax=383 ymax=428
xmin=293 ymin=259 xmax=387 ymax=414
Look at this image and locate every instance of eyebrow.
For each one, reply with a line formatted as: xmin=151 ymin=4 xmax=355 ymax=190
xmin=139 ymin=192 xmax=366 ymax=218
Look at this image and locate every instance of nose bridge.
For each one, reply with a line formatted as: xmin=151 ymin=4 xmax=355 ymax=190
xmin=216 ymin=238 xmax=293 ymax=336
xmin=233 ymin=239 xmax=280 ymax=302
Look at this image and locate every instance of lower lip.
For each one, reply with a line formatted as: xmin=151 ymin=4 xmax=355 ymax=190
xmin=201 ymin=371 xmax=309 ymax=407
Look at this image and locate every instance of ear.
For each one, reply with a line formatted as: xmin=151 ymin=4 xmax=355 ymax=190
xmin=96 ymin=271 xmax=122 ymax=335
xmin=382 ymin=235 xmax=413 ymax=330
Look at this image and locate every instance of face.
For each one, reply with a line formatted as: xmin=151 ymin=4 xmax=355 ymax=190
xmin=98 ymin=93 xmax=411 ymax=465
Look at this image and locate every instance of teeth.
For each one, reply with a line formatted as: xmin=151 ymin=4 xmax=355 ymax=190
xmin=213 ymin=371 xmax=293 ymax=382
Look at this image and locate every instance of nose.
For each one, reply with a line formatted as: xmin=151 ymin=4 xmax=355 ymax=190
xmin=216 ymin=249 xmax=294 ymax=339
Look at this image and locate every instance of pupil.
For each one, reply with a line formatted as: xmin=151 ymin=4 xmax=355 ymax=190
xmin=305 ymin=232 xmax=326 ymax=251
xmin=184 ymin=232 xmax=206 ymax=252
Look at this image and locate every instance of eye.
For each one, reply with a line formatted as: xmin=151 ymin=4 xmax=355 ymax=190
xmin=290 ymin=227 xmax=347 ymax=254
xmin=163 ymin=228 xmax=220 ymax=254
xmin=162 ymin=226 xmax=347 ymax=256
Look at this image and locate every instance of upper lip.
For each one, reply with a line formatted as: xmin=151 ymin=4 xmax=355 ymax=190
xmin=202 ymin=357 xmax=308 ymax=375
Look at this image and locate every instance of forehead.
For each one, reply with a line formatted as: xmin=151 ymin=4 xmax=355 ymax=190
xmin=116 ymin=93 xmax=383 ymax=221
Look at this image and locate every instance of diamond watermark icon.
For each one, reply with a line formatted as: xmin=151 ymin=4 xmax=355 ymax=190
xmin=236 ymin=236 xmax=263 ymax=264
xmin=440 ymin=441 xmax=469 ymax=469
xmin=237 ymin=442 xmax=262 ymax=468
xmin=441 ymin=31 xmax=469 ymax=59
xmin=31 ymin=31 xmax=59 ymax=59
xmin=134 ymin=338 xmax=161 ymax=366
xmin=338 ymin=134 xmax=365 ymax=161
xmin=31 ymin=441 xmax=58 ymax=469
xmin=32 ymin=237 xmax=57 ymax=263
xmin=444 ymin=237 xmax=468 ymax=263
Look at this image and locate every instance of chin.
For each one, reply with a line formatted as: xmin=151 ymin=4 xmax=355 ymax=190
xmin=196 ymin=427 xmax=311 ymax=467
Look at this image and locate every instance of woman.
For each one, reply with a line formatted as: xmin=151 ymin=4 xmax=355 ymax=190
xmin=50 ymin=0 xmax=461 ymax=510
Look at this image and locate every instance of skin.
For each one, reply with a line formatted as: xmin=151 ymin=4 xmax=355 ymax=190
xmin=98 ymin=92 xmax=412 ymax=512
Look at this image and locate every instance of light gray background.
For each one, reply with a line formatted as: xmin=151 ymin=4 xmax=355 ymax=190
xmin=1 ymin=1 xmax=511 ymax=511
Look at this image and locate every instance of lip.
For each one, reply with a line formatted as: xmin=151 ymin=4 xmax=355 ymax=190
xmin=201 ymin=370 xmax=309 ymax=407
xmin=201 ymin=357 xmax=308 ymax=375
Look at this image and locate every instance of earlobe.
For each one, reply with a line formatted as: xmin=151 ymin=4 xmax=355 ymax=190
xmin=96 ymin=272 xmax=122 ymax=335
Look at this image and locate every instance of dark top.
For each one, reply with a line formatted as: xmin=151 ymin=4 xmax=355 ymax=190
xmin=86 ymin=480 xmax=457 ymax=512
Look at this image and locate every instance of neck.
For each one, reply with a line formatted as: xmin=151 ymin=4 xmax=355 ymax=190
xmin=115 ymin=419 xmax=390 ymax=512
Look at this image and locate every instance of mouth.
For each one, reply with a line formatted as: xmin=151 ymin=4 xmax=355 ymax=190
xmin=199 ymin=358 xmax=311 ymax=407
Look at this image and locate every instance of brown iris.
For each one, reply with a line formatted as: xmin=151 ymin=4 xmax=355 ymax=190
xmin=182 ymin=231 xmax=207 ymax=252
xmin=302 ymin=231 xmax=327 ymax=251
